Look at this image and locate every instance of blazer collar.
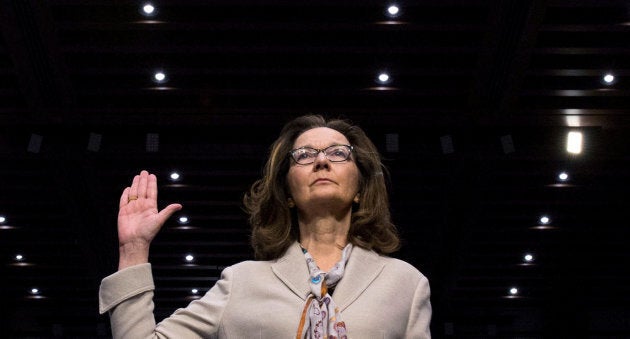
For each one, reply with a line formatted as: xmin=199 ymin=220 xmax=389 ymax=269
xmin=270 ymin=242 xmax=386 ymax=308
xmin=333 ymin=245 xmax=385 ymax=311
xmin=271 ymin=242 xmax=311 ymax=300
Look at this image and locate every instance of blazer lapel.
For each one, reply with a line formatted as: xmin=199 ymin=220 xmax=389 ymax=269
xmin=271 ymin=242 xmax=311 ymax=301
xmin=333 ymin=246 xmax=385 ymax=311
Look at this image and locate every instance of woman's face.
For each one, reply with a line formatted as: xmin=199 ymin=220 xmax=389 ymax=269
xmin=287 ymin=127 xmax=360 ymax=214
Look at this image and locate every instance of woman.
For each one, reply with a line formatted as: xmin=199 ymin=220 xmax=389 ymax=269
xmin=99 ymin=114 xmax=432 ymax=338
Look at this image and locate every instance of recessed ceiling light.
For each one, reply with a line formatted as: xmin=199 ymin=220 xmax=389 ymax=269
xmin=386 ymin=5 xmax=400 ymax=17
xmin=566 ymin=131 xmax=582 ymax=154
xmin=557 ymin=171 xmax=569 ymax=181
xmin=26 ymin=287 xmax=46 ymax=299
xmin=603 ymin=73 xmax=615 ymax=84
xmin=153 ymin=71 xmax=167 ymax=83
xmin=141 ymin=3 xmax=157 ymax=17
xmin=377 ymin=72 xmax=390 ymax=84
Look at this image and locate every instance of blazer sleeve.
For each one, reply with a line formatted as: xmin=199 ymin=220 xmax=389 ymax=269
xmin=405 ymin=273 xmax=432 ymax=338
xmin=99 ymin=263 xmax=234 ymax=339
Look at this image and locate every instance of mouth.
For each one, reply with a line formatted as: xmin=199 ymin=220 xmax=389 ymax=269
xmin=312 ymin=178 xmax=334 ymax=185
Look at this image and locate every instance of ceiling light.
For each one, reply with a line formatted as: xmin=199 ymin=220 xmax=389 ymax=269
xmin=603 ymin=73 xmax=615 ymax=84
xmin=185 ymin=254 xmax=194 ymax=262
xmin=509 ymin=287 xmax=518 ymax=295
xmin=565 ymin=115 xmax=581 ymax=127
xmin=170 ymin=172 xmax=180 ymax=180
xmin=557 ymin=171 xmax=569 ymax=182
xmin=367 ymin=71 xmax=398 ymax=90
xmin=191 ymin=288 xmax=198 ymax=294
xmin=523 ymin=253 xmax=534 ymax=262
xmin=11 ymin=253 xmax=32 ymax=266
xmin=539 ymin=215 xmax=550 ymax=224
xmin=178 ymin=216 xmax=189 ymax=224
xmin=146 ymin=133 xmax=159 ymax=152
xmin=530 ymin=215 xmax=557 ymax=230
xmin=377 ymin=72 xmax=390 ymax=84
xmin=566 ymin=131 xmax=582 ymax=154
xmin=386 ymin=5 xmax=400 ymax=17
xmin=141 ymin=3 xmax=157 ymax=17
xmin=153 ymin=71 xmax=167 ymax=83
xmin=27 ymin=287 xmax=46 ymax=299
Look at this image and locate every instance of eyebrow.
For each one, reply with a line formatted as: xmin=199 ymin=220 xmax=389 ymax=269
xmin=293 ymin=143 xmax=347 ymax=149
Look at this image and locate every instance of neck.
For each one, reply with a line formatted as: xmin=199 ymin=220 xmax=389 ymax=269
xmin=298 ymin=214 xmax=349 ymax=247
xmin=298 ymin=215 xmax=349 ymax=271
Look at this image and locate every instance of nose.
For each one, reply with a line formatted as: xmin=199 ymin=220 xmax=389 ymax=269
xmin=313 ymin=151 xmax=330 ymax=170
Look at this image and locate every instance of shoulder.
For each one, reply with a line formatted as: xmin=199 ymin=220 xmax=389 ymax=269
xmin=380 ymin=255 xmax=428 ymax=281
xmin=209 ymin=260 xmax=273 ymax=294
xmin=376 ymin=255 xmax=431 ymax=302
xmin=223 ymin=259 xmax=272 ymax=275
xmin=352 ymin=246 xmax=429 ymax=285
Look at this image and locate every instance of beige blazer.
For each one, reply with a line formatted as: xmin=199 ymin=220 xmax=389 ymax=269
xmin=99 ymin=242 xmax=432 ymax=338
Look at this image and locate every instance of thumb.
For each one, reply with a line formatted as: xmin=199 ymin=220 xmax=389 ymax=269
xmin=157 ymin=203 xmax=183 ymax=224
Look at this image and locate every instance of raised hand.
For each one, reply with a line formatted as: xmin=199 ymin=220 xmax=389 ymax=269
xmin=117 ymin=170 xmax=182 ymax=270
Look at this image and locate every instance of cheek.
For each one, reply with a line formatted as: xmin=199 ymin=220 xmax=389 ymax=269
xmin=286 ymin=168 xmax=302 ymax=196
xmin=351 ymin=174 xmax=361 ymax=194
xmin=348 ymin=167 xmax=361 ymax=192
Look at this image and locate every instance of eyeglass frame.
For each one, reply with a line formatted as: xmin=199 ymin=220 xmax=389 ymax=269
xmin=288 ymin=144 xmax=354 ymax=165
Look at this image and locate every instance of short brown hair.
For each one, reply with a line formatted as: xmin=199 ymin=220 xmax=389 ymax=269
xmin=243 ymin=114 xmax=399 ymax=260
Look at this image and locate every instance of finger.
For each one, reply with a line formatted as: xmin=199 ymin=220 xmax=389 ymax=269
xmin=157 ymin=203 xmax=183 ymax=225
xmin=129 ymin=174 xmax=140 ymax=199
xmin=119 ymin=187 xmax=131 ymax=209
xmin=147 ymin=173 xmax=158 ymax=201
xmin=138 ymin=170 xmax=149 ymax=199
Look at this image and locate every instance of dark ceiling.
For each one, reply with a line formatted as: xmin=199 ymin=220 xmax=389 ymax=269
xmin=1 ymin=0 xmax=630 ymax=337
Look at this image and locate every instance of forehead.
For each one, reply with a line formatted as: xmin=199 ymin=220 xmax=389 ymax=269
xmin=293 ymin=127 xmax=349 ymax=148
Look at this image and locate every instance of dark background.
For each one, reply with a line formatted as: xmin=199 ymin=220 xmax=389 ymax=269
xmin=1 ymin=1 xmax=629 ymax=338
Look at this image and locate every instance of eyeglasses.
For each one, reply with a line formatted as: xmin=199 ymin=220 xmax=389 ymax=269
xmin=289 ymin=144 xmax=354 ymax=165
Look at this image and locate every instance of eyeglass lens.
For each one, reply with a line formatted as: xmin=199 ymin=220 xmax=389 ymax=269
xmin=291 ymin=145 xmax=351 ymax=164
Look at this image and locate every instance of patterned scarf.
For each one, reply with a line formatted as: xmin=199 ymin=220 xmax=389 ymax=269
xmin=296 ymin=243 xmax=353 ymax=339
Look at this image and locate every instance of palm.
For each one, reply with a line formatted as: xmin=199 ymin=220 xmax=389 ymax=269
xmin=118 ymin=198 xmax=161 ymax=245
xmin=117 ymin=170 xmax=182 ymax=248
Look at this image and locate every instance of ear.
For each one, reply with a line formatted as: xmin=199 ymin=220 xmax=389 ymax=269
xmin=353 ymin=193 xmax=360 ymax=204
xmin=287 ymin=197 xmax=295 ymax=208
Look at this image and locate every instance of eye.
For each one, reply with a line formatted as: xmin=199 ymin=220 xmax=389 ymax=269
xmin=296 ymin=152 xmax=310 ymax=160
xmin=293 ymin=148 xmax=316 ymax=161
xmin=333 ymin=149 xmax=346 ymax=156
xmin=329 ymin=146 xmax=349 ymax=157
